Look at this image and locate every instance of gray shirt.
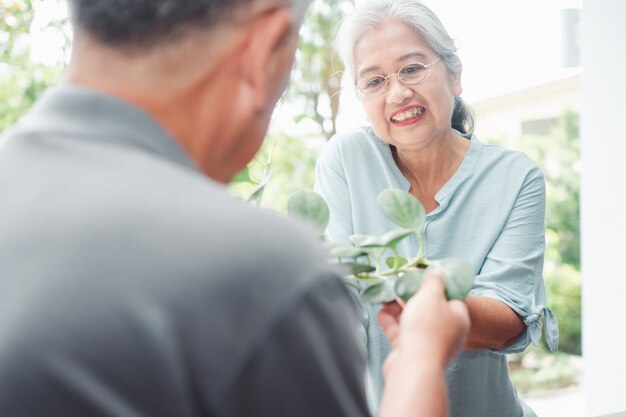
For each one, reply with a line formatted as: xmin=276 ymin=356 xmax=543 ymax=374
xmin=0 ymin=86 xmax=370 ymax=417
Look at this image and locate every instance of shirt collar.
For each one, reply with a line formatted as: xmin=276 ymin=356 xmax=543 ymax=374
xmin=18 ymin=84 xmax=198 ymax=173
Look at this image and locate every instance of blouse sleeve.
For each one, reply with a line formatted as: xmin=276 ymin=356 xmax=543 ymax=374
xmin=314 ymin=150 xmax=354 ymax=245
xmin=470 ymin=167 xmax=559 ymax=353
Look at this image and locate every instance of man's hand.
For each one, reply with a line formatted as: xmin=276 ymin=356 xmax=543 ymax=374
xmin=378 ymin=269 xmax=470 ymax=376
xmin=377 ymin=269 xmax=471 ymax=417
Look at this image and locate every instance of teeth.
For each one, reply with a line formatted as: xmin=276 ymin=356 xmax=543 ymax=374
xmin=392 ymin=107 xmax=424 ymax=122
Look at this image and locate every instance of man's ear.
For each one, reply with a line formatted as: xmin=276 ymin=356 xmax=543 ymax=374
xmin=237 ymin=7 xmax=295 ymax=112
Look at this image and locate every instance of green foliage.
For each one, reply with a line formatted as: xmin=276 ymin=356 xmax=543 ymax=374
xmin=521 ymin=111 xmax=580 ymax=269
xmin=229 ymin=133 xmax=323 ymax=213
xmin=377 ymin=188 xmax=426 ymax=231
xmin=287 ymin=189 xmax=329 ymax=235
xmin=289 ymin=0 xmax=354 ymax=140
xmin=288 ymin=189 xmax=475 ymax=304
xmin=0 ymin=0 xmax=67 ymax=134
xmin=543 ymin=260 xmax=581 ymax=355
xmin=509 ymin=347 xmax=581 ymax=394
xmin=1 ymin=0 xmax=35 ymax=57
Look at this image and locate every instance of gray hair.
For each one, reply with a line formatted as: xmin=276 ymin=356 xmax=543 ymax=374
xmin=67 ymin=0 xmax=311 ymax=49
xmin=337 ymin=0 xmax=474 ymax=133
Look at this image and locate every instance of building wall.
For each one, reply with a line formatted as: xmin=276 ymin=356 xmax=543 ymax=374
xmin=581 ymin=1 xmax=626 ymax=416
xmin=471 ymin=74 xmax=580 ymax=144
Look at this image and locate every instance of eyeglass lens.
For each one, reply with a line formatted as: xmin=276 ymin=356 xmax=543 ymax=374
xmin=358 ymin=63 xmax=428 ymax=96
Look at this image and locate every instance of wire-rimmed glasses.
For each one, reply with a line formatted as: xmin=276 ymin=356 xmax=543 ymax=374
xmin=356 ymin=57 xmax=442 ymax=96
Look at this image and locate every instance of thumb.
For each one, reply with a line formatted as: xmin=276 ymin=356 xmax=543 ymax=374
xmin=419 ymin=268 xmax=446 ymax=296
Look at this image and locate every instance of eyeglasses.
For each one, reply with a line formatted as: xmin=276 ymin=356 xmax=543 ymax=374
xmin=356 ymin=57 xmax=442 ymax=96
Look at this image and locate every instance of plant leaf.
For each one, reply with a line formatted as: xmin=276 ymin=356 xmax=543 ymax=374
xmin=361 ymin=280 xmax=396 ymax=304
xmin=344 ymin=263 xmax=376 ymax=275
xmin=385 ymin=256 xmax=408 ymax=269
xmin=247 ymin=182 xmax=266 ymax=204
xmin=429 ymin=258 xmax=475 ymax=300
xmin=287 ymin=190 xmax=330 ymax=235
xmin=349 ymin=234 xmax=368 ymax=246
xmin=329 ymin=245 xmax=368 ymax=258
xmin=395 ymin=268 xmax=425 ymax=301
xmin=377 ymin=189 xmax=426 ymax=231
xmin=360 ymin=228 xmax=413 ymax=248
xmin=231 ymin=166 xmax=252 ymax=184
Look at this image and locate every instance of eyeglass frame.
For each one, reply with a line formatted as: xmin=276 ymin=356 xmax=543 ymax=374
xmin=356 ymin=56 xmax=443 ymax=97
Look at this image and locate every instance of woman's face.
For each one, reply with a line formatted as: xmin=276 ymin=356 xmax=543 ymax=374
xmin=353 ymin=22 xmax=462 ymax=149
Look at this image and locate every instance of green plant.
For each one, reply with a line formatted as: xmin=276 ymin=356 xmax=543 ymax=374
xmin=509 ymin=346 xmax=581 ymax=394
xmin=1 ymin=0 xmax=68 ymax=134
xmin=230 ymin=143 xmax=276 ymax=206
xmin=229 ymin=133 xmax=323 ymax=212
xmin=543 ymin=260 xmax=581 ymax=355
xmin=288 ymin=189 xmax=475 ymax=304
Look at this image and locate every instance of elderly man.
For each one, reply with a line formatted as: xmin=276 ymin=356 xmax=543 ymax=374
xmin=0 ymin=1 xmax=469 ymax=416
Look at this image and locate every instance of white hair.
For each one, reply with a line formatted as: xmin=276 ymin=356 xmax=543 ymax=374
xmin=337 ymin=0 xmax=461 ymax=80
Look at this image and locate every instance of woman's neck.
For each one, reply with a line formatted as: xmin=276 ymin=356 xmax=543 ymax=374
xmin=392 ymin=131 xmax=470 ymax=212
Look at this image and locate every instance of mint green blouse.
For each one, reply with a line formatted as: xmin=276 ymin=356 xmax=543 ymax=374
xmin=315 ymin=127 xmax=559 ymax=417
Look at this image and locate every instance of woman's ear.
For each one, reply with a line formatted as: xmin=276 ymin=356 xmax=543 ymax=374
xmin=451 ymin=65 xmax=463 ymax=97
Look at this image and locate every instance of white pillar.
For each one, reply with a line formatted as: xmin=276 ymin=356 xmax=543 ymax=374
xmin=581 ymin=1 xmax=626 ymax=416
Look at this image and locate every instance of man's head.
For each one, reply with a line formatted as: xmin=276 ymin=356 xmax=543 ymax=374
xmin=65 ymin=0 xmax=311 ymax=182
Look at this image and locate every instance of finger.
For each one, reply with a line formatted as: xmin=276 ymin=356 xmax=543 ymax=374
xmin=378 ymin=310 xmax=401 ymax=348
xmin=419 ymin=268 xmax=446 ymax=296
xmin=377 ymin=308 xmax=398 ymax=330
xmin=380 ymin=300 xmax=403 ymax=317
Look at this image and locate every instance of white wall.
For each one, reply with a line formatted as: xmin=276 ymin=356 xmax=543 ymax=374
xmin=472 ymin=75 xmax=580 ymax=144
xmin=581 ymin=1 xmax=626 ymax=416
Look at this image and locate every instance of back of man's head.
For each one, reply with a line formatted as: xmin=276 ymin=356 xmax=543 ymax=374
xmin=63 ymin=0 xmax=311 ymax=182
xmin=66 ymin=0 xmax=309 ymax=49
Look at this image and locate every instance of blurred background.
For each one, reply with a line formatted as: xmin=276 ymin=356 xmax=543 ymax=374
xmin=0 ymin=0 xmax=584 ymax=415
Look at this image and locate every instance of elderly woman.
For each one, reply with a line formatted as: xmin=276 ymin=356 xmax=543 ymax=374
xmin=314 ymin=1 xmax=559 ymax=416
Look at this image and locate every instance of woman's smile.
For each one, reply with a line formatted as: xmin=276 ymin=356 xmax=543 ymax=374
xmin=390 ymin=105 xmax=426 ymax=125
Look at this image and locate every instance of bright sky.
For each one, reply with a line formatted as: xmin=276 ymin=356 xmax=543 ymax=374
xmin=429 ymin=0 xmax=582 ymax=102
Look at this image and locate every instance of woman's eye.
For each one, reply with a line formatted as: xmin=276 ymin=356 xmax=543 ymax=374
xmin=403 ymin=65 xmax=422 ymax=75
xmin=366 ymin=77 xmax=384 ymax=89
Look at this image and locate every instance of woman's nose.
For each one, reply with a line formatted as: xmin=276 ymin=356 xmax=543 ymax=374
xmin=385 ymin=77 xmax=413 ymax=105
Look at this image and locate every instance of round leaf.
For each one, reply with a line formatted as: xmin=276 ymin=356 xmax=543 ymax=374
xmin=395 ymin=268 xmax=425 ymax=301
xmin=323 ymin=241 xmax=367 ymax=258
xmin=429 ymin=258 xmax=475 ymax=300
xmin=360 ymin=228 xmax=413 ymax=248
xmin=377 ymin=189 xmax=426 ymax=231
xmin=287 ymin=190 xmax=329 ymax=235
xmin=361 ymin=280 xmax=396 ymax=304
xmin=344 ymin=263 xmax=376 ymax=275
